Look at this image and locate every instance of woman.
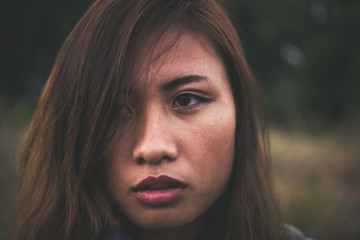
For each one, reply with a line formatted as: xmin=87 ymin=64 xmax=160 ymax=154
xmin=12 ymin=0 xmax=308 ymax=239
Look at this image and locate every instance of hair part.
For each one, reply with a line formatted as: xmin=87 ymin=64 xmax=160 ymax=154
xmin=12 ymin=0 xmax=281 ymax=239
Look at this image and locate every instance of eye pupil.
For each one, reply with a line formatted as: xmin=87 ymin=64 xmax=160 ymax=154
xmin=176 ymin=95 xmax=192 ymax=106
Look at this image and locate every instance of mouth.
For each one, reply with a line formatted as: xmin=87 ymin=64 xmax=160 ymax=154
xmin=131 ymin=175 xmax=187 ymax=207
xmin=132 ymin=175 xmax=186 ymax=191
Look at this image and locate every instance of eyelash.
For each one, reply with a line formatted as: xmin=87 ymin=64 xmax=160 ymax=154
xmin=172 ymin=92 xmax=210 ymax=110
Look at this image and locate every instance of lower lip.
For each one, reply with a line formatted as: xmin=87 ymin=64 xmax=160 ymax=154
xmin=134 ymin=188 xmax=185 ymax=207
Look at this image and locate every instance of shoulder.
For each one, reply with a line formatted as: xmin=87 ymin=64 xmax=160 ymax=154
xmin=282 ymin=224 xmax=315 ymax=240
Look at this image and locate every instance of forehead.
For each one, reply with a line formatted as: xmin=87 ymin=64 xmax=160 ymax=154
xmin=132 ymin=29 xmax=223 ymax=88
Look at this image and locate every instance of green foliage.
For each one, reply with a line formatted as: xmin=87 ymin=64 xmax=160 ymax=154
xmin=1 ymin=0 xmax=359 ymax=128
xmin=224 ymin=0 xmax=360 ymax=128
xmin=0 ymin=0 xmax=91 ymax=100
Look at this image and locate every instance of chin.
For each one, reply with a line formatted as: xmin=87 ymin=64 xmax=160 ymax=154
xmin=130 ymin=210 xmax=200 ymax=230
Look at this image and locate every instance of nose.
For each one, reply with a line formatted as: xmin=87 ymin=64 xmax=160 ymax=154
xmin=132 ymin=109 xmax=178 ymax=164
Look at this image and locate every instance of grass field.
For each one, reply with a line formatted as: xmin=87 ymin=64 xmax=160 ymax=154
xmin=271 ymin=126 xmax=360 ymax=239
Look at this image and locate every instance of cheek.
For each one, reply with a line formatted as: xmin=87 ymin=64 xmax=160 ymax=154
xmin=200 ymin=126 xmax=234 ymax=176
xmin=182 ymin=107 xmax=236 ymax=192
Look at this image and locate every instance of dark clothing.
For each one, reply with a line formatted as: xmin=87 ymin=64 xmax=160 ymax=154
xmin=104 ymin=224 xmax=313 ymax=240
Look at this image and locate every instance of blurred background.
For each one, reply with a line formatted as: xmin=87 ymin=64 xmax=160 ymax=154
xmin=0 ymin=0 xmax=359 ymax=239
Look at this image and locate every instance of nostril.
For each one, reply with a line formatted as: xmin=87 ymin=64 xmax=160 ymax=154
xmin=136 ymin=157 xmax=146 ymax=164
xmin=134 ymin=154 xmax=176 ymax=165
xmin=163 ymin=156 xmax=176 ymax=162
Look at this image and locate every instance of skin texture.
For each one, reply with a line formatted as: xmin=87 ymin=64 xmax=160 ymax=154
xmin=108 ymin=31 xmax=236 ymax=240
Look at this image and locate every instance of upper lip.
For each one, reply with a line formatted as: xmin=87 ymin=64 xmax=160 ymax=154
xmin=132 ymin=175 xmax=186 ymax=191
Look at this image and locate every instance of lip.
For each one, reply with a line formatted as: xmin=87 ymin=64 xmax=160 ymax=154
xmin=132 ymin=175 xmax=186 ymax=207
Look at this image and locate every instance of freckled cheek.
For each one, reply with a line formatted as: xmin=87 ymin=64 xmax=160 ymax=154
xmin=183 ymin=114 xmax=236 ymax=183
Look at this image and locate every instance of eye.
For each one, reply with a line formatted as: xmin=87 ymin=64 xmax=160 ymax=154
xmin=118 ymin=103 xmax=133 ymax=116
xmin=172 ymin=93 xmax=209 ymax=109
xmin=120 ymin=105 xmax=132 ymax=114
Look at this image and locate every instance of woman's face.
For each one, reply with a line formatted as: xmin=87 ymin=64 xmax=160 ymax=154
xmin=108 ymin=31 xmax=236 ymax=231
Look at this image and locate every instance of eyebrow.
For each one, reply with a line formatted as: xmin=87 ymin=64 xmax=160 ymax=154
xmin=160 ymin=75 xmax=208 ymax=92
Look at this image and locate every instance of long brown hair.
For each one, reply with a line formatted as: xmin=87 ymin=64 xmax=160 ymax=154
xmin=12 ymin=0 xmax=281 ymax=239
